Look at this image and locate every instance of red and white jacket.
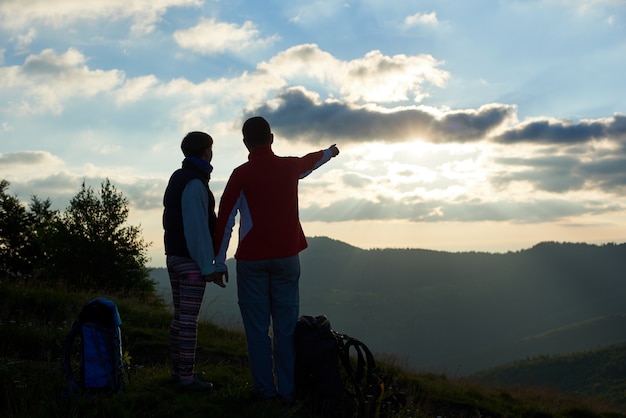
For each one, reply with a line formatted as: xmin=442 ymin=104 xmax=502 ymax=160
xmin=214 ymin=145 xmax=334 ymax=269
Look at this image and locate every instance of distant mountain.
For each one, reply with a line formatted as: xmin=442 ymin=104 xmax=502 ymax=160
xmin=150 ymin=237 xmax=626 ymax=375
xmin=472 ymin=343 xmax=626 ymax=407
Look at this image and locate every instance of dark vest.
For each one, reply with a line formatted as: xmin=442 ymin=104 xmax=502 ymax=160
xmin=163 ymin=159 xmax=216 ymax=257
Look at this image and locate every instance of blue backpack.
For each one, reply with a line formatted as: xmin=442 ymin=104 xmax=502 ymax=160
xmin=62 ymin=297 xmax=125 ymax=397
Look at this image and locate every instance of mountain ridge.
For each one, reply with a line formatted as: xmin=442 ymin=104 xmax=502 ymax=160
xmin=150 ymin=237 xmax=626 ymax=375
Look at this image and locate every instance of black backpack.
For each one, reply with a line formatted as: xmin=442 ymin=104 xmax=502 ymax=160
xmin=295 ymin=315 xmax=406 ymax=417
xmin=295 ymin=315 xmax=345 ymax=415
xmin=61 ymin=298 xmax=125 ymax=397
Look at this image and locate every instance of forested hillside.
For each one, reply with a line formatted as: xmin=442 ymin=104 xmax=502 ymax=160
xmin=473 ymin=343 xmax=626 ymax=407
xmin=151 ymin=238 xmax=626 ymax=375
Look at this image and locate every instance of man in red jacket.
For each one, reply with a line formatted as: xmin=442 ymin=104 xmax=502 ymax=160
xmin=214 ymin=116 xmax=339 ymax=404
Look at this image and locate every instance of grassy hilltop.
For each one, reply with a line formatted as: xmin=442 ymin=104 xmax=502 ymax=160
xmin=2 ymin=279 xmax=626 ymax=418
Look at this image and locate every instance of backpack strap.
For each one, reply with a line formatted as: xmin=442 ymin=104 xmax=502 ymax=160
xmin=335 ymin=334 xmax=374 ymax=397
xmin=348 ymin=337 xmax=375 ymax=386
xmin=334 ymin=332 xmax=386 ymax=416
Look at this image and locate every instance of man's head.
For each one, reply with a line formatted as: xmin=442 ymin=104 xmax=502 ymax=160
xmin=242 ymin=116 xmax=273 ymax=150
xmin=181 ymin=131 xmax=213 ymax=158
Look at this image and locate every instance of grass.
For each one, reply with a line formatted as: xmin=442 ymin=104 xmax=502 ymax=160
xmin=2 ymin=279 xmax=626 ymax=418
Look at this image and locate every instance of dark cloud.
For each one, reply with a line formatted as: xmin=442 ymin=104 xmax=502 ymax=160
xmin=0 ymin=151 xmax=51 ymax=166
xmin=492 ymin=155 xmax=585 ymax=193
xmin=246 ymin=88 xmax=515 ymax=144
xmin=494 ymin=167 xmax=587 ymax=193
xmin=580 ymin=157 xmax=626 ymax=191
xmin=609 ymin=114 xmax=626 ymax=139
xmin=582 ymin=157 xmax=626 ymax=177
xmin=495 ymin=114 xmax=626 ymax=144
xmin=246 ymin=89 xmax=626 ymax=151
xmin=22 ymin=52 xmax=67 ymax=76
xmin=492 ymin=151 xmax=626 ymax=194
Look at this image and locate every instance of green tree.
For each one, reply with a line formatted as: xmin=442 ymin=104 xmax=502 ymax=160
xmin=27 ymin=196 xmax=61 ymax=279
xmin=0 ymin=179 xmax=31 ymax=277
xmin=47 ymin=179 xmax=153 ymax=293
xmin=0 ymin=178 xmax=153 ymax=294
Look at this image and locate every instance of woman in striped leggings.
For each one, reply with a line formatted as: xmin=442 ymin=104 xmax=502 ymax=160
xmin=163 ymin=131 xmax=227 ymax=391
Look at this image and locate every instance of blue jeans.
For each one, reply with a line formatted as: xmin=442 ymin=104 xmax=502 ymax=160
xmin=237 ymin=255 xmax=300 ymax=402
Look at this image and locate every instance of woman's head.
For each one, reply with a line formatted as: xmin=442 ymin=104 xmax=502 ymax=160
xmin=181 ymin=131 xmax=213 ymax=158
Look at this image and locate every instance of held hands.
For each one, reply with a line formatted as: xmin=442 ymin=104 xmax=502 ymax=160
xmin=329 ymin=144 xmax=340 ymax=157
xmin=213 ymin=271 xmax=228 ymax=288
xmin=203 ymin=271 xmax=229 ymax=288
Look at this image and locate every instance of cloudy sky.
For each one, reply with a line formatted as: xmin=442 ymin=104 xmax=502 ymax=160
xmin=1 ymin=0 xmax=626 ymax=267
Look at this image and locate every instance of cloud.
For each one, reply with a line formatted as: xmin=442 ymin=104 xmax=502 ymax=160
xmin=109 ymin=177 xmax=167 ymax=211
xmin=567 ymin=0 xmax=625 ymax=18
xmin=246 ymin=87 xmax=516 ymax=144
xmin=342 ymin=50 xmax=448 ymax=103
xmin=342 ymin=173 xmax=372 ymax=188
xmin=299 ymin=194 xmax=613 ymax=224
xmin=5 ymin=172 xmax=88 ymax=211
xmin=284 ymin=1 xmax=349 ymax=26
xmin=0 ymin=0 xmax=201 ymax=34
xmin=439 ymin=198 xmax=612 ymax=223
xmin=489 ymin=114 xmax=626 ymax=195
xmin=493 ymin=155 xmax=587 ymax=193
xmin=261 ymin=44 xmax=450 ymax=103
xmin=0 ymin=151 xmax=61 ymax=167
xmin=6 ymin=170 xmax=167 ymax=214
xmin=115 ymin=75 xmax=159 ymax=105
xmin=491 ymin=140 xmax=626 ymax=195
xmin=495 ymin=114 xmax=626 ymax=144
xmin=0 ymin=48 xmax=124 ymax=114
xmin=13 ymin=28 xmax=37 ymax=54
xmin=174 ymin=18 xmax=278 ymax=54
xmin=405 ymin=11 xmax=439 ymax=26
xmin=583 ymin=157 xmax=626 ymax=191
xmin=1 ymin=43 xmax=450 ymax=127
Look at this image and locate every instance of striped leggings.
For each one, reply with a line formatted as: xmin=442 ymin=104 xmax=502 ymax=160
xmin=167 ymin=255 xmax=207 ymax=381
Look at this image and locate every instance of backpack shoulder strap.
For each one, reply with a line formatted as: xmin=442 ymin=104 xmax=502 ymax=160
xmin=334 ymin=331 xmax=382 ymax=415
xmin=346 ymin=337 xmax=376 ymax=385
